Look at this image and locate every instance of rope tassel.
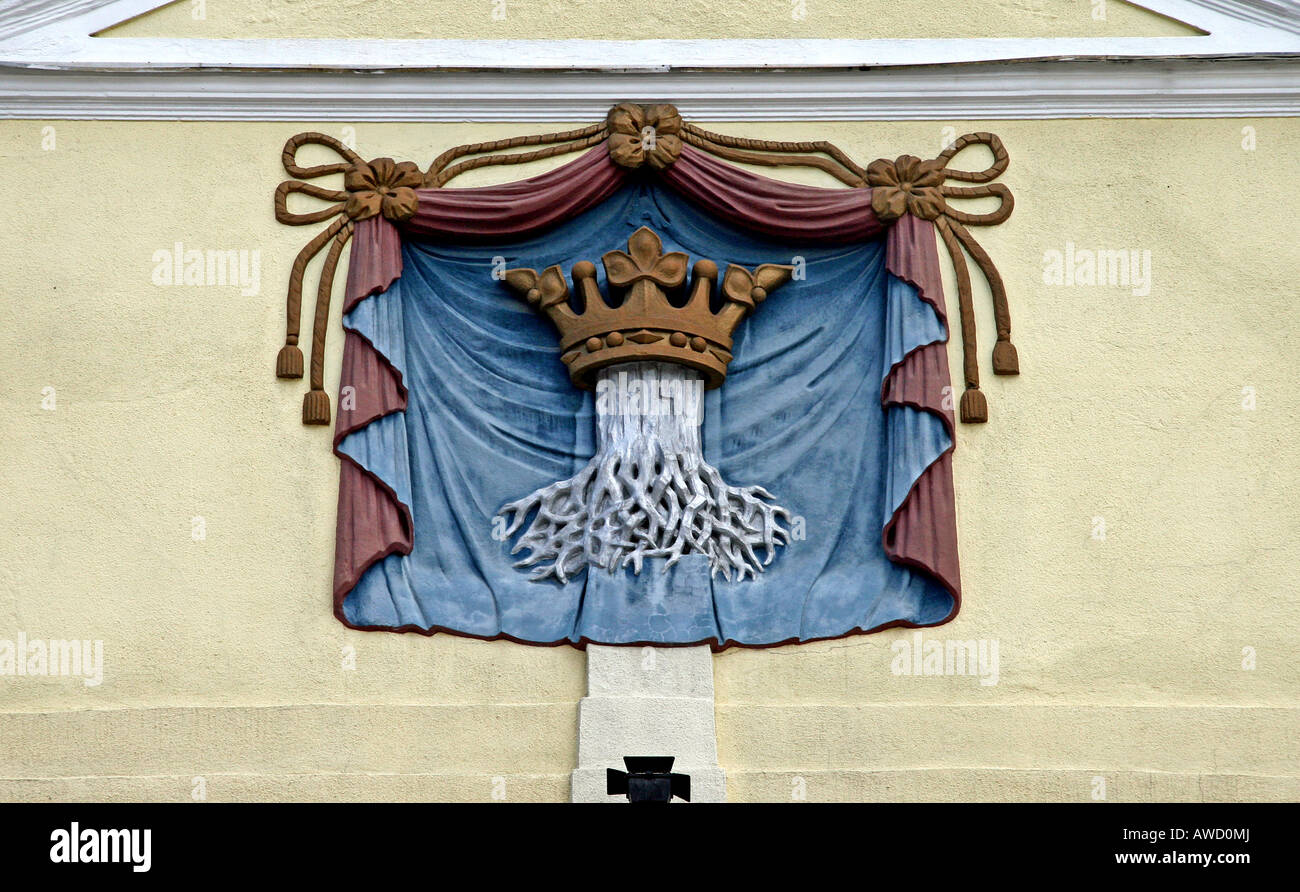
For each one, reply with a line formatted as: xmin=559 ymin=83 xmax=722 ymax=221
xmin=945 ymin=212 xmax=1020 ymax=380
xmin=993 ymin=340 xmax=1020 ymax=376
xmin=935 ymin=217 xmax=987 ymax=424
xmin=274 ymin=216 xmax=348 ymax=381
xmin=300 ymin=222 xmax=354 ymax=426
xmin=937 ymin=134 xmax=1020 ymax=409
xmin=276 ymin=341 xmax=303 ymax=379
xmin=273 ymin=132 xmax=363 ymax=424
xmin=867 ymin=132 xmax=1019 ymax=423
xmin=302 ymin=389 xmax=331 ymax=425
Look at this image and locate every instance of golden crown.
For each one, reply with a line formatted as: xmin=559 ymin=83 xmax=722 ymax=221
xmin=503 ymin=227 xmax=792 ymax=389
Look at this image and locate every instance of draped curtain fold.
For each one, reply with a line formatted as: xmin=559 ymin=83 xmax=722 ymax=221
xmin=332 ymin=144 xmax=961 ymax=648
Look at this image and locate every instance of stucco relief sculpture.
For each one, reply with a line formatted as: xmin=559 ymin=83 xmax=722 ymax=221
xmin=271 ymin=103 xmax=1018 ymax=648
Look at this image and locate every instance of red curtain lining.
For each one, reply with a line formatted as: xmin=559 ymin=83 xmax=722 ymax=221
xmin=345 ymin=143 xmax=892 ymax=301
xmin=332 ymin=142 xmax=961 ymax=621
xmin=401 ymin=144 xmax=629 ymax=245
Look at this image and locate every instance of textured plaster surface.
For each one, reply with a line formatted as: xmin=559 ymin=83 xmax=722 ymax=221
xmin=573 ymin=646 xmax=725 ymax=802
xmin=0 ymin=116 xmax=1296 ymax=801
xmin=101 ymin=0 xmax=1199 ymax=40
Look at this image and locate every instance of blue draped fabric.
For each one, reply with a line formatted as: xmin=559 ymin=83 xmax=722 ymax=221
xmin=338 ymin=179 xmax=955 ymax=646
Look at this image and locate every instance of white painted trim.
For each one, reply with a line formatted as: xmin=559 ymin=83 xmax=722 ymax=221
xmin=572 ymin=646 xmax=725 ymax=804
xmin=0 ymin=0 xmax=1296 ymax=120
xmin=2 ymin=0 xmax=1299 ymax=71
xmin=1 ymin=59 xmax=1296 ymax=121
xmin=11 ymin=34 xmax=1300 ymax=70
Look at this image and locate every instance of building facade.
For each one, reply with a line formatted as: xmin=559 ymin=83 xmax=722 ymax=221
xmin=0 ymin=0 xmax=1297 ymax=802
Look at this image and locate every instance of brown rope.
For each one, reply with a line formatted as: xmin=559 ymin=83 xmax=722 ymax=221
xmin=936 ymin=134 xmax=1019 ymax=382
xmin=947 ymin=217 xmax=1018 ymax=376
xmin=938 ymin=183 xmax=1014 ymax=226
xmin=275 ymin=216 xmax=348 ymax=380
xmin=865 ymin=131 xmax=1018 ymax=422
xmin=429 ymin=131 xmax=609 ymax=188
xmin=680 ymin=129 xmax=866 ymax=188
xmin=934 ymin=217 xmax=986 ymax=424
xmin=281 ymin=131 xmax=362 ymax=179
xmin=274 ymin=131 xmax=365 ymax=419
xmin=274 ymin=180 xmax=347 ymax=226
xmin=425 ymin=123 xmax=608 ymax=186
xmin=936 ymin=131 xmax=1009 ymax=183
xmin=683 ymin=122 xmax=868 ymax=183
xmin=302 ymin=221 xmax=354 ymax=426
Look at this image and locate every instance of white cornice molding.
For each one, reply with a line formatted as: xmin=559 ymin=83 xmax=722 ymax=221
xmin=0 ymin=0 xmax=1297 ymax=119
xmin=7 ymin=35 xmax=1299 ymax=70
xmin=1 ymin=59 xmax=1296 ymax=121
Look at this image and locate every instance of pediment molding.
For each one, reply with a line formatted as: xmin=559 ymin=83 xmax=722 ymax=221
xmin=0 ymin=0 xmax=1297 ymax=119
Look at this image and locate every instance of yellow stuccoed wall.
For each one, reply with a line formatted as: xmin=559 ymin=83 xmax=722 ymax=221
xmin=1 ymin=115 xmax=1296 ymax=801
xmin=102 ymin=0 xmax=1199 ymax=39
xmin=0 ymin=0 xmax=1291 ymax=806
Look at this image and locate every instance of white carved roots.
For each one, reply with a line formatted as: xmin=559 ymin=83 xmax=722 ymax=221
xmin=496 ymin=362 xmax=791 ymax=583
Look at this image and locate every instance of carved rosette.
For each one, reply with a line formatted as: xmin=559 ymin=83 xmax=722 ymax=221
xmin=606 ymin=103 xmax=684 ymax=171
xmin=865 ymin=155 xmax=947 ymax=221
xmin=504 ymin=227 xmax=792 ymax=389
xmin=343 ymin=157 xmax=423 ymax=222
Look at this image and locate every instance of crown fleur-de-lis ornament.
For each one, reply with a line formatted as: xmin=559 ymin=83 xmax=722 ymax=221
xmin=602 ymin=227 xmax=688 ymax=298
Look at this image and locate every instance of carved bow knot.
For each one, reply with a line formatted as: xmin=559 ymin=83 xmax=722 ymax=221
xmin=866 ymin=154 xmax=948 ymax=222
xmin=607 ymin=103 xmax=684 ymax=171
xmin=344 ymin=157 xmax=423 ymax=222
